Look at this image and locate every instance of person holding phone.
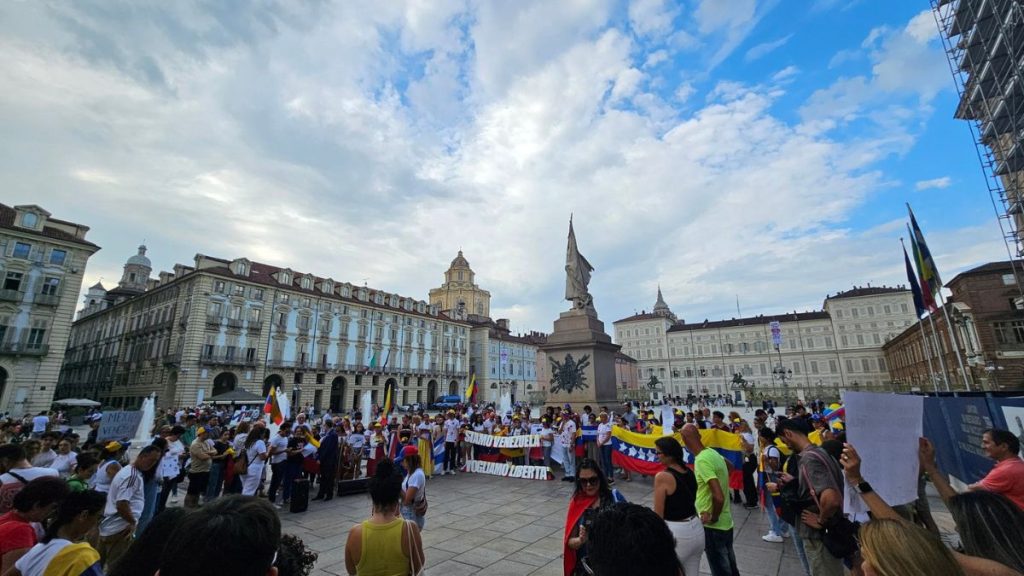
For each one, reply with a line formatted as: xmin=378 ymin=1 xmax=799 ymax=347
xmin=564 ymin=459 xmax=626 ymax=576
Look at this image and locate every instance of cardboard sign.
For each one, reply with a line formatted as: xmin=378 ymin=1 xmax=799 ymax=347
xmin=97 ymin=411 xmax=144 ymax=442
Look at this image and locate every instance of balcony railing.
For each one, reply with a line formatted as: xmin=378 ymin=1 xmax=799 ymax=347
xmin=34 ymin=293 xmax=60 ymax=307
xmin=205 ymin=315 xmax=222 ymax=326
xmin=199 ymin=353 xmax=258 ymax=367
xmin=0 ymin=289 xmax=24 ymax=302
xmin=247 ymin=320 xmax=263 ymax=331
xmin=225 ymin=318 xmax=244 ymax=329
xmin=0 ymin=342 xmax=49 ymax=356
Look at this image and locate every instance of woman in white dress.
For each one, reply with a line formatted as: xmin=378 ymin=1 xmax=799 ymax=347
xmin=242 ymin=426 xmax=269 ymax=496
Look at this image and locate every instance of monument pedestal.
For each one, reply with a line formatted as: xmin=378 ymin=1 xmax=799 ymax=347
xmin=540 ymin=308 xmax=621 ymax=409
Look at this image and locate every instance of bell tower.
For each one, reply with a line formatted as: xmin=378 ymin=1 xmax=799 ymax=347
xmin=429 ymin=250 xmax=491 ymax=319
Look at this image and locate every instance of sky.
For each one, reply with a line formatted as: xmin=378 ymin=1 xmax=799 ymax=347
xmin=1 ymin=0 xmax=1009 ymax=335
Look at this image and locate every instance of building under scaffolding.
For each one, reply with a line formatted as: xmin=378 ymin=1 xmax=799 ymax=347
xmin=932 ymin=0 xmax=1024 ymax=306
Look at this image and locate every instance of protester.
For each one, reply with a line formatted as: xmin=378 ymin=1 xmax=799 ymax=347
xmin=66 ymin=453 xmax=99 ymax=492
xmin=91 ymin=442 xmax=124 ymax=495
xmin=652 ymin=436 xmax=703 ymax=576
xmin=596 ymin=412 xmax=614 ymax=482
xmin=559 ymin=412 xmax=578 ymax=482
xmin=859 ymin=519 xmax=964 ymax=576
xmin=0 ymin=443 xmax=60 ymax=513
xmin=49 ymin=439 xmax=77 ymax=479
xmin=314 ymin=419 xmax=339 ymax=502
xmin=680 ymin=424 xmax=737 ymax=576
xmin=757 ymin=427 xmax=790 ymax=543
xmin=0 ymin=477 xmax=70 ymax=573
xmin=97 ymin=445 xmax=161 ymax=569
xmin=776 ymin=417 xmax=846 ymax=576
xmin=107 ymin=507 xmax=187 ymax=576
xmin=587 ymin=502 xmax=683 ymax=576
xmin=157 ymin=496 xmax=281 ymax=576
xmin=563 ymin=458 xmax=626 ymax=576
xmin=400 ymin=445 xmax=427 ymax=530
xmin=443 ymin=411 xmax=460 ymax=475
xmin=267 ymin=423 xmax=292 ymax=505
xmin=9 ymin=489 xmax=106 ymax=576
xmin=186 ymin=426 xmax=216 ymax=508
xmin=242 ymin=424 xmax=270 ymax=497
xmin=156 ymin=426 xmax=186 ymax=510
xmin=920 ymin=429 xmax=1024 ymax=511
xmin=344 ymin=459 xmax=425 ymax=576
xmin=738 ymin=420 xmax=758 ymax=509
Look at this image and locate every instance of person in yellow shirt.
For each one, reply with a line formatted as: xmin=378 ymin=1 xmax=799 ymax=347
xmin=344 ymin=459 xmax=424 ymax=576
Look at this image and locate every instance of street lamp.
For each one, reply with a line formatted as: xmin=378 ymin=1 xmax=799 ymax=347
xmin=773 ymin=364 xmax=793 ymax=405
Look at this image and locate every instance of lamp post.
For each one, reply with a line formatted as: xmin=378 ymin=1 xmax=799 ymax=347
xmin=773 ymin=364 xmax=793 ymax=406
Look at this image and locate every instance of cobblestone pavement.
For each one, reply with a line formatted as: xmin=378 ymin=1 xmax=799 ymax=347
xmin=280 ymin=469 xmax=942 ymax=576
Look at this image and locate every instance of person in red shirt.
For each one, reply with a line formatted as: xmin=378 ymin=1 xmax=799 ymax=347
xmin=0 ymin=476 xmax=70 ymax=573
xmin=921 ymin=428 xmax=1024 ymax=511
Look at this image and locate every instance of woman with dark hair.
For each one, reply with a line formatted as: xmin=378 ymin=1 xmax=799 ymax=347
xmin=242 ymin=424 xmax=269 ymax=496
xmin=107 ymin=507 xmax=188 ymax=576
xmin=653 ymin=436 xmax=702 ymax=576
xmin=947 ymin=490 xmax=1024 ymax=573
xmin=9 ymin=490 xmax=106 ymax=576
xmin=757 ymin=427 xmax=790 ymax=543
xmin=66 ymin=453 xmax=99 ymax=492
xmin=400 ymin=446 xmax=427 ymax=530
xmin=344 ymin=459 xmax=425 ymax=575
xmin=0 ymin=477 xmax=70 ymax=573
xmin=564 ymin=458 xmax=626 ymax=576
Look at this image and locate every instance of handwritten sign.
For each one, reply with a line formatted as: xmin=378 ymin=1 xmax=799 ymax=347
xmin=97 ymin=411 xmax=144 ymax=442
xmin=844 ymin=392 xmax=923 ymax=516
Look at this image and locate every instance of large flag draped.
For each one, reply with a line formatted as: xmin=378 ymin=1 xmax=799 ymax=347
xmin=903 ymin=242 xmax=928 ymax=318
xmin=610 ymin=426 xmax=744 ymax=485
xmin=379 ymin=379 xmax=394 ymax=428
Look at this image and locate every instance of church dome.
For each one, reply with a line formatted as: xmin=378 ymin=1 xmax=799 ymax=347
xmin=127 ymin=245 xmax=151 ymax=268
xmin=450 ymin=250 xmax=470 ymax=269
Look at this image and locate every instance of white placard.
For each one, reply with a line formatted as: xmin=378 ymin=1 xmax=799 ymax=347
xmin=464 ymin=430 xmax=541 ymax=449
xmin=843 ymin=392 xmax=924 ymax=516
xmin=463 ymin=459 xmax=550 ymax=480
xmin=97 ymin=411 xmax=144 ymax=442
xmin=662 ymin=406 xmax=677 ymax=436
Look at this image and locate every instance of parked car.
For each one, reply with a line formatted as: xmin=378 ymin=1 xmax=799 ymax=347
xmin=398 ymin=402 xmax=424 ymax=413
xmin=431 ymin=395 xmax=462 ymax=410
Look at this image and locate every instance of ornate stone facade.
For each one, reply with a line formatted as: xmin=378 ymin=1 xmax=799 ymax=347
xmin=429 ymin=251 xmax=491 ymax=320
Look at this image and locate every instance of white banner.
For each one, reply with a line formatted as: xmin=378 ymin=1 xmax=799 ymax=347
xmin=464 ymin=459 xmax=550 ymax=480
xmin=464 ymin=430 xmax=541 ymax=449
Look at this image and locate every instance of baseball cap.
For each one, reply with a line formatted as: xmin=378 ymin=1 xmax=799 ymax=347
xmin=402 ymin=445 xmax=419 ymax=457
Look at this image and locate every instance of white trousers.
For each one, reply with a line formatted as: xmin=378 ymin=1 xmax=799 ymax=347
xmin=666 ymin=516 xmax=705 ymax=576
xmin=242 ymin=462 xmax=265 ymax=496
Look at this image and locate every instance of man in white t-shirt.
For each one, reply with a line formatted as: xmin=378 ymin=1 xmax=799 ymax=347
xmin=442 ymin=412 xmax=460 ymax=475
xmin=559 ymin=415 xmax=578 ymax=482
xmin=266 ymin=423 xmax=292 ymax=505
xmin=98 ymin=446 xmax=160 ymax=568
xmin=596 ymin=411 xmax=614 ymax=482
xmin=156 ymin=426 xmax=186 ymax=513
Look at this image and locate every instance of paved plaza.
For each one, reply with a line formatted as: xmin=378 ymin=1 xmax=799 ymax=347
xmin=277 ymin=470 xmax=954 ymax=576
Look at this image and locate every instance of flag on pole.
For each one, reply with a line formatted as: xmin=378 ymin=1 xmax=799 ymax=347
xmin=464 ymin=372 xmax=476 ymax=404
xmin=908 ymin=204 xmax=943 ymax=297
xmin=902 ymin=241 xmax=928 ymax=318
xmin=263 ymin=386 xmax=284 ymax=425
xmin=379 ymin=379 xmax=394 ymax=428
xmin=364 ymin=350 xmax=378 ymax=373
xmin=908 ymin=224 xmax=939 ymax=313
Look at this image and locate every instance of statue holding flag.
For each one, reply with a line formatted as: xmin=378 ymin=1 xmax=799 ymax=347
xmin=565 ymin=216 xmax=595 ymax=311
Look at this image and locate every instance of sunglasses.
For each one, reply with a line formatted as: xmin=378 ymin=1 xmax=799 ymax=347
xmin=579 ymin=476 xmax=599 ymax=486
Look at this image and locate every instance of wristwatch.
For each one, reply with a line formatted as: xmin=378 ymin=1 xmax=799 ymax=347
xmin=852 ymin=481 xmax=873 ymax=495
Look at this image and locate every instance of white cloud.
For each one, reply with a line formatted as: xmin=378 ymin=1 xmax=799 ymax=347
xmin=0 ymin=1 xmax=1003 ymax=335
xmin=628 ymin=0 xmax=678 ymax=39
xmin=915 ymin=176 xmax=952 ymax=191
xmin=745 ymin=34 xmax=793 ymax=62
xmin=772 ymin=65 xmax=800 ymax=82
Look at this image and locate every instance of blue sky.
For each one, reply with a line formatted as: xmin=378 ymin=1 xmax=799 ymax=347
xmin=0 ymin=0 xmax=1007 ymax=333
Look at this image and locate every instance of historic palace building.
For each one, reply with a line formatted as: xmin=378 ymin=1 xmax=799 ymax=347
xmin=57 ymin=250 xmax=470 ymax=411
xmin=614 ymin=286 xmax=917 ymax=403
xmin=0 ymin=204 xmax=99 ymax=416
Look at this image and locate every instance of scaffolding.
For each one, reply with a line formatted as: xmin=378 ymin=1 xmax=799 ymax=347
xmin=931 ymin=0 xmax=1024 ymax=306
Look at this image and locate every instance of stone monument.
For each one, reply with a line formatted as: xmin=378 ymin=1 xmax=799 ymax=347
xmin=540 ymin=217 xmax=621 ymax=408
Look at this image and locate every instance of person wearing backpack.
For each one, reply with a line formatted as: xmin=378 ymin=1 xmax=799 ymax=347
xmin=777 ymin=417 xmax=849 ymax=576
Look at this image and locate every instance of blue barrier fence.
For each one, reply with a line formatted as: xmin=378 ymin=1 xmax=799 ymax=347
xmin=922 ymin=393 xmax=1024 ymax=483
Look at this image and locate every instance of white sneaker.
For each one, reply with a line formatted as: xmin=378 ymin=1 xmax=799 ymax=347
xmin=782 ymin=531 xmax=791 ymax=539
xmin=762 ymin=532 xmax=784 ymax=543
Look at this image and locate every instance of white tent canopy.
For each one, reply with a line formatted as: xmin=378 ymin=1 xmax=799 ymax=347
xmin=53 ymin=398 xmax=101 ymax=407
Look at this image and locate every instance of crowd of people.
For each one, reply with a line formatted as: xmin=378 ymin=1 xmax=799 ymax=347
xmin=1 ymin=395 xmax=1023 ymax=576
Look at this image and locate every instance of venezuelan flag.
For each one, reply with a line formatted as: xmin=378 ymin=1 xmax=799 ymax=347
xmin=263 ymin=386 xmax=283 ymax=425
xmin=611 ymin=427 xmax=746 ymax=484
xmin=433 ymin=436 xmax=446 ymax=468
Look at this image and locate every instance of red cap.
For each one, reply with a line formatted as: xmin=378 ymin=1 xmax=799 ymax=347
xmin=402 ymin=445 xmax=419 ymax=457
